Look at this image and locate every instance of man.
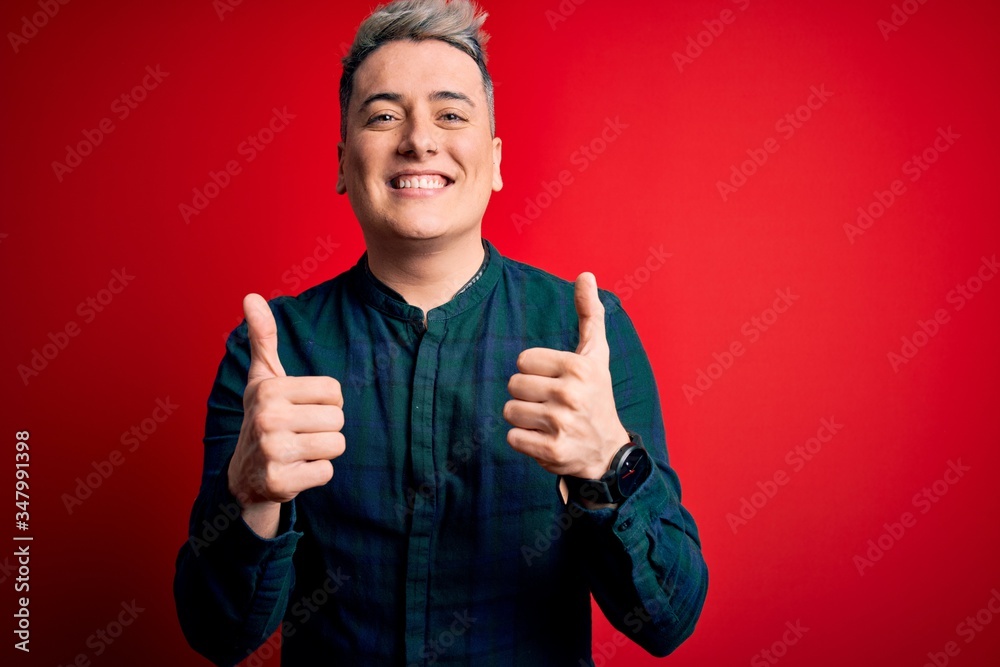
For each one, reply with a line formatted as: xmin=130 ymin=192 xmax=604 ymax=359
xmin=174 ymin=1 xmax=707 ymax=665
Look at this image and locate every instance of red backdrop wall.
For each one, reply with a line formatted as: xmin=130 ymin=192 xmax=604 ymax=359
xmin=3 ymin=0 xmax=999 ymax=665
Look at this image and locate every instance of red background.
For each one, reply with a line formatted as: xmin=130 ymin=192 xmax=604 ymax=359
xmin=3 ymin=0 xmax=999 ymax=665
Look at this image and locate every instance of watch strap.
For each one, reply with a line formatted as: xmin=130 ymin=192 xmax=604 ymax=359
xmin=564 ymin=433 xmax=643 ymax=505
xmin=564 ymin=474 xmax=616 ymax=505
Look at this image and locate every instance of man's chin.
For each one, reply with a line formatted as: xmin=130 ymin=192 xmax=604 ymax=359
xmin=367 ymin=214 xmax=474 ymax=240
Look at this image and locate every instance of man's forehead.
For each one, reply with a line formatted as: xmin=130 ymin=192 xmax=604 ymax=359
xmin=352 ymin=39 xmax=485 ymax=102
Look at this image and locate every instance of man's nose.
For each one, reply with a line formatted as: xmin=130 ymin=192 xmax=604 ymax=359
xmin=398 ymin=117 xmax=438 ymax=157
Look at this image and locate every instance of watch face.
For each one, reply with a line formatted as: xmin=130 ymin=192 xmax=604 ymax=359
xmin=617 ymin=447 xmax=652 ymax=498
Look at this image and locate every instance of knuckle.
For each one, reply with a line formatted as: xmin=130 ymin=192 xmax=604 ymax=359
xmin=551 ymin=383 xmax=573 ymax=406
xmin=252 ymin=410 xmax=281 ymax=436
xmin=255 ymin=378 xmax=281 ymax=401
xmin=561 ymin=389 xmax=584 ymax=413
xmin=549 ymin=407 xmax=572 ymax=432
xmin=324 ymin=376 xmax=342 ymax=397
xmin=546 ymin=441 xmax=568 ymax=465
xmin=262 ymin=469 xmax=288 ymax=499
xmin=258 ymin=435 xmax=288 ymax=463
xmin=564 ymin=355 xmax=587 ymax=377
xmin=266 ymin=481 xmax=288 ymax=501
xmin=331 ymin=432 xmax=347 ymax=457
xmin=331 ymin=405 xmax=345 ymax=430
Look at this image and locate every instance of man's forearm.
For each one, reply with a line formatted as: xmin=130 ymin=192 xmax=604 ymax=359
xmin=175 ymin=469 xmax=300 ymax=665
xmin=571 ymin=463 xmax=708 ymax=657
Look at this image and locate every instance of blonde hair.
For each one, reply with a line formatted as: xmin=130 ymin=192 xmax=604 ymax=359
xmin=339 ymin=0 xmax=494 ymax=139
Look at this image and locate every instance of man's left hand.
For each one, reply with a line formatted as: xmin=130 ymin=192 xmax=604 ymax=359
xmin=504 ymin=272 xmax=630 ymax=479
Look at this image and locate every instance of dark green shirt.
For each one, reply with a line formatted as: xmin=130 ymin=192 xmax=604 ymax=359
xmin=174 ymin=239 xmax=707 ymax=666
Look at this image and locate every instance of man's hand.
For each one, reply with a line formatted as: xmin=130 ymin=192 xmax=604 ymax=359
xmin=227 ymin=294 xmax=346 ymax=538
xmin=504 ymin=273 xmax=630 ymax=480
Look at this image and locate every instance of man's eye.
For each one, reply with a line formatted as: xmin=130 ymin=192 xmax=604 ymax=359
xmin=440 ymin=113 xmax=466 ymax=122
xmin=367 ymin=113 xmax=396 ymax=125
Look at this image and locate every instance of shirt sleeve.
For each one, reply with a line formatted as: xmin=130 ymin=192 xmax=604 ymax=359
xmin=568 ymin=293 xmax=709 ymax=657
xmin=173 ymin=322 xmax=303 ymax=667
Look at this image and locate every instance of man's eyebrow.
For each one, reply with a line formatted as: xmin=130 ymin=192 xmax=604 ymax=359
xmin=430 ymin=90 xmax=475 ymax=106
xmin=359 ymin=92 xmax=404 ymax=110
xmin=359 ymin=90 xmax=476 ymax=111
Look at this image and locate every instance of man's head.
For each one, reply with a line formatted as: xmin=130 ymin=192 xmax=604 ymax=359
xmin=336 ymin=0 xmax=502 ymax=249
xmin=339 ymin=0 xmax=495 ymax=141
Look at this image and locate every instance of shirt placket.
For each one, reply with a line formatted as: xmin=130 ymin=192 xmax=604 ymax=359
xmin=404 ymin=312 xmax=446 ymax=665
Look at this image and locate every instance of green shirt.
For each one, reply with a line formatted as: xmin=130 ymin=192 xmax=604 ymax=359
xmin=174 ymin=238 xmax=707 ymax=666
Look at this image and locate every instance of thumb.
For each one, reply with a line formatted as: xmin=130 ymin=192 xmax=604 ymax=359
xmin=574 ymin=272 xmax=608 ymax=359
xmin=243 ymin=293 xmax=286 ymax=381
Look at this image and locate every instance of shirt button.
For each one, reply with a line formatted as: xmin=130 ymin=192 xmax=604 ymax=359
xmin=618 ymin=519 xmax=632 ymax=532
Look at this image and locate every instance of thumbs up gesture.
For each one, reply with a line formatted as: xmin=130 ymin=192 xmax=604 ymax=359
xmin=504 ymin=273 xmax=630 ymax=480
xmin=227 ymin=294 xmax=346 ymax=538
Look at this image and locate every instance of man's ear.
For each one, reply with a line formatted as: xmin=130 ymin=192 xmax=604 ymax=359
xmin=492 ymin=136 xmax=503 ymax=191
xmin=336 ymin=141 xmax=347 ymax=195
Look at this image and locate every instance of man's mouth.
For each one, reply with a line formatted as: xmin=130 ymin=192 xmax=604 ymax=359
xmin=390 ymin=174 xmax=451 ymax=190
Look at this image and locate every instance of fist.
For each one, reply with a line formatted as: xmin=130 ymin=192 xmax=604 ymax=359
xmin=504 ymin=273 xmax=629 ymax=480
xmin=227 ymin=294 xmax=346 ymax=531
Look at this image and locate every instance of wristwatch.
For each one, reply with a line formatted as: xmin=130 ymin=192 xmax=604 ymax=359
xmin=564 ymin=433 xmax=652 ymax=505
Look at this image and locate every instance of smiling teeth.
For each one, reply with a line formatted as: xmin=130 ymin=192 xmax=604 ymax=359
xmin=393 ymin=176 xmax=447 ymax=189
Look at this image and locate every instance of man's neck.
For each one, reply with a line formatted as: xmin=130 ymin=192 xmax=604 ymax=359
xmin=365 ymin=233 xmax=486 ymax=322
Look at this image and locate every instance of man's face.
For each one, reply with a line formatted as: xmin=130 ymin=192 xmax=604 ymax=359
xmin=337 ymin=39 xmax=502 ymax=247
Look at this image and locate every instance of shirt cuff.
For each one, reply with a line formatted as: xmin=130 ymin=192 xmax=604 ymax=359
xmin=193 ymin=471 xmax=303 ymax=566
xmin=569 ymin=462 xmax=674 ymax=548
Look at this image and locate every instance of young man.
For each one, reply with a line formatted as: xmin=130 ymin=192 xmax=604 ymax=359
xmin=174 ymin=1 xmax=707 ymax=665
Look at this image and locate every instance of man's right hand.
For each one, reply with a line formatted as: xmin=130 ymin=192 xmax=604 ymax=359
xmin=227 ymin=293 xmax=346 ymax=538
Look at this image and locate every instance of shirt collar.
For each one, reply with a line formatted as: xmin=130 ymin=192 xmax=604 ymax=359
xmin=349 ymin=238 xmax=503 ymax=322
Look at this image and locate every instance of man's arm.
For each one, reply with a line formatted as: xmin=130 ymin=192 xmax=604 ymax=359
xmin=504 ymin=274 xmax=708 ymax=656
xmin=173 ymin=461 xmax=301 ymax=665
xmin=174 ymin=295 xmax=344 ymax=665
xmin=569 ymin=299 xmax=708 ymax=655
